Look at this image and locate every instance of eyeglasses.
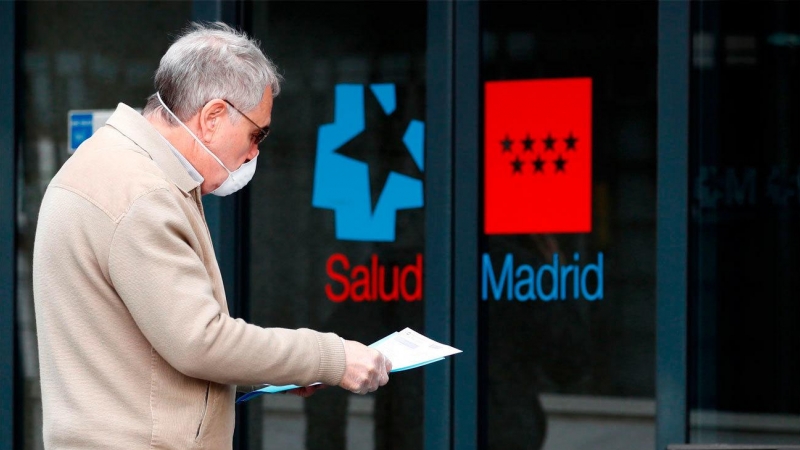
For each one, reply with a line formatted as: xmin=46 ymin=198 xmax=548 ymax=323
xmin=223 ymin=99 xmax=270 ymax=145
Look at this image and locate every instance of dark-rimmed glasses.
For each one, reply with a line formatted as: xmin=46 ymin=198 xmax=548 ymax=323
xmin=223 ymin=99 xmax=270 ymax=145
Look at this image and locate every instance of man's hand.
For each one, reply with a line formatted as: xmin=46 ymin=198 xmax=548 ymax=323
xmin=286 ymin=384 xmax=327 ymax=398
xmin=339 ymin=339 xmax=392 ymax=394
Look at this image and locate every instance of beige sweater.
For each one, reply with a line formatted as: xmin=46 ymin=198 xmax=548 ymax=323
xmin=32 ymin=104 xmax=346 ymax=449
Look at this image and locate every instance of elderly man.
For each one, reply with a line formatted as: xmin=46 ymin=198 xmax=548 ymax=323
xmin=32 ymin=22 xmax=391 ymax=449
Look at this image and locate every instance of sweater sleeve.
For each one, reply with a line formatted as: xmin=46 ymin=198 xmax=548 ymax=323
xmin=108 ymin=187 xmax=346 ymax=387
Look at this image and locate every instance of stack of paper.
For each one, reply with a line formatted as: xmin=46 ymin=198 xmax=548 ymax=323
xmin=369 ymin=327 xmax=461 ymax=371
xmin=236 ymin=328 xmax=460 ymax=403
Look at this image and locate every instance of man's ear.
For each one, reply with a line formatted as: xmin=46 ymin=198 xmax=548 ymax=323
xmin=199 ymin=99 xmax=227 ymax=141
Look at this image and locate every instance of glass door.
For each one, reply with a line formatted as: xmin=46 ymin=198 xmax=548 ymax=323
xmin=688 ymin=0 xmax=800 ymax=444
xmin=479 ymin=1 xmax=658 ymax=449
xmin=244 ymin=2 xmax=427 ymax=449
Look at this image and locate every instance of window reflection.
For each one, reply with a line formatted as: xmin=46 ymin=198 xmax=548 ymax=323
xmin=689 ymin=0 xmax=800 ymax=444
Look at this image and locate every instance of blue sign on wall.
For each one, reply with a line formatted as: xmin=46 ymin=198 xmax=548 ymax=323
xmin=69 ymin=113 xmax=93 ymax=152
xmin=68 ymin=110 xmax=116 ymax=153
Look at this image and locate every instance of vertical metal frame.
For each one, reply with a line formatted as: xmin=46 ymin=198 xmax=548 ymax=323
xmin=656 ymin=1 xmax=691 ymax=449
xmin=192 ymin=0 xmax=221 ymax=24
xmin=452 ymin=1 xmax=480 ymax=450
xmin=0 ymin=1 xmax=16 ymax=448
xmin=424 ymin=1 xmax=480 ymax=449
xmin=424 ymin=1 xmax=454 ymax=450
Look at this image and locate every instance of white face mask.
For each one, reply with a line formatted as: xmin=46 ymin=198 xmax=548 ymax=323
xmin=157 ymin=92 xmax=258 ymax=196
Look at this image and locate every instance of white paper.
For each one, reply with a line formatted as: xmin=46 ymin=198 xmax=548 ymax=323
xmin=369 ymin=328 xmax=461 ymax=372
xmin=236 ymin=328 xmax=460 ymax=403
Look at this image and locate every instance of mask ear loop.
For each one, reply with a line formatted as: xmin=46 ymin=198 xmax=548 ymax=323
xmin=156 ymin=92 xmax=233 ymax=175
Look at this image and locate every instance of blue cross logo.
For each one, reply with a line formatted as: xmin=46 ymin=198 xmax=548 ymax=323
xmin=312 ymin=84 xmax=424 ymax=242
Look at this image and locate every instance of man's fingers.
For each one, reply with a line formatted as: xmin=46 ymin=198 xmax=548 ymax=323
xmin=286 ymin=384 xmax=327 ymax=398
xmin=384 ymin=356 xmax=393 ymax=374
xmin=339 ymin=340 xmax=392 ymax=395
xmin=378 ymin=354 xmax=390 ymax=386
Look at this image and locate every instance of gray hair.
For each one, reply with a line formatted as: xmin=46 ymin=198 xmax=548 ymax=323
xmin=142 ymin=22 xmax=281 ymax=125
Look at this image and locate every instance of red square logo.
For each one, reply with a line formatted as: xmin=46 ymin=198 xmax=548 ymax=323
xmin=484 ymin=78 xmax=593 ymax=235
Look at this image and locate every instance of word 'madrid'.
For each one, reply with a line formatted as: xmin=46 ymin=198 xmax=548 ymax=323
xmin=482 ymin=252 xmax=604 ymax=301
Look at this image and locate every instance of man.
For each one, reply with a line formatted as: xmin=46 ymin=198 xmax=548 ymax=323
xmin=32 ymin=22 xmax=391 ymax=449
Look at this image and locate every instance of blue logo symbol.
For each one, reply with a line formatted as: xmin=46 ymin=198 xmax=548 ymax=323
xmin=312 ymin=84 xmax=424 ymax=242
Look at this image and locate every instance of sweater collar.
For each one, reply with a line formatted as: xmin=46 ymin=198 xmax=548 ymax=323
xmin=105 ymin=103 xmax=201 ymax=194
